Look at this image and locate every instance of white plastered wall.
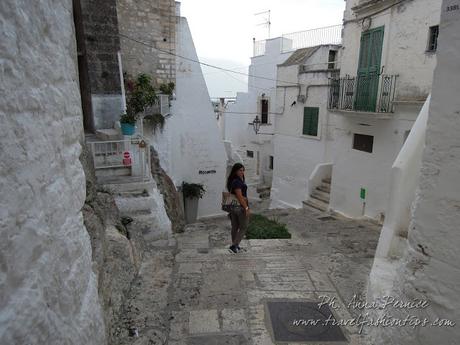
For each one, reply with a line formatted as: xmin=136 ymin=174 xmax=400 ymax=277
xmin=147 ymin=17 xmax=227 ymax=218
xmin=270 ymin=46 xmax=338 ymax=208
xmin=0 ymin=1 xmax=106 ymax=344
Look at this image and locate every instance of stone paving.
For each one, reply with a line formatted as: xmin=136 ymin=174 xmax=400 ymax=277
xmin=113 ymin=202 xmax=381 ymax=345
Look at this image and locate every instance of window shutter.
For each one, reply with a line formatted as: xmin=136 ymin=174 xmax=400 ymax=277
xmin=356 ymin=26 xmax=384 ymax=111
xmin=358 ymin=32 xmax=371 ymax=72
xmin=303 ymin=107 xmax=319 ymax=136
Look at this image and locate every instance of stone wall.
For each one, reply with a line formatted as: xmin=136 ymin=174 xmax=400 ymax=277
xmin=78 ymin=0 xmax=124 ymax=129
xmin=0 ymin=1 xmax=106 ymax=344
xmin=117 ymin=0 xmax=176 ymax=84
xmin=79 ymin=0 xmax=121 ymax=94
xmin=80 ymin=145 xmax=145 ymax=343
xmin=150 ymin=145 xmax=185 ymax=234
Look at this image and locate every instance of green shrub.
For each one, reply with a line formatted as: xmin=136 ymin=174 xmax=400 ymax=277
xmin=182 ymin=182 xmax=206 ymax=199
xmin=246 ymin=214 xmax=291 ymax=239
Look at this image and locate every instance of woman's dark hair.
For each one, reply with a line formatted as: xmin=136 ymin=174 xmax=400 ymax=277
xmin=226 ymin=163 xmax=245 ymax=191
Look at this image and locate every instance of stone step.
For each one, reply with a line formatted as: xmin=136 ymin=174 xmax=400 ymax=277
xmin=322 ymin=177 xmax=331 ymax=184
xmin=311 ymin=190 xmax=330 ymax=203
xmin=95 ymin=166 xmax=131 ymax=178
xmin=302 ymin=197 xmax=329 ymax=212
xmin=256 ymin=185 xmax=271 ymax=193
xmin=117 ymin=190 xmax=150 ymax=198
xmin=259 ymin=191 xmax=271 ymax=199
xmin=120 ymin=209 xmax=153 ymax=218
xmin=100 ymin=178 xmax=154 ymax=191
xmin=318 ymin=182 xmax=331 ymax=193
xmin=115 ymin=195 xmax=154 ymax=213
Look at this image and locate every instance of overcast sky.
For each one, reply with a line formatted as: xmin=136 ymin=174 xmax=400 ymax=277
xmin=178 ymin=0 xmax=345 ymax=98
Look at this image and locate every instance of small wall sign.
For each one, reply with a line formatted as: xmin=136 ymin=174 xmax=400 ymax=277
xmin=199 ymin=169 xmax=216 ymax=175
xmin=446 ymin=4 xmax=459 ymax=11
xmin=360 ymin=188 xmax=366 ymax=200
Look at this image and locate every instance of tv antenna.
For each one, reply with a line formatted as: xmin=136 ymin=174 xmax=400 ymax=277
xmin=254 ymin=10 xmax=271 ymax=39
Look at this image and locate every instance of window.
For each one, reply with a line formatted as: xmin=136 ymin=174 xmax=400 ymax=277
xmin=328 ymin=50 xmax=337 ymax=69
xmin=302 ymin=107 xmax=319 ymax=136
xmin=353 ymin=133 xmax=374 ymax=153
xmin=246 ymin=150 xmax=254 ymax=158
xmin=427 ymin=25 xmax=439 ymax=52
xmin=269 ymin=156 xmax=274 ymax=170
xmin=261 ymin=99 xmax=269 ymax=124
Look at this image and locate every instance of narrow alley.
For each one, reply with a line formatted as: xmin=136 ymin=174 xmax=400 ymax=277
xmin=112 ymin=202 xmax=380 ymax=345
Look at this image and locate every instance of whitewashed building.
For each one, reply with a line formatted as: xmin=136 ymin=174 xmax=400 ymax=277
xmin=220 ymin=37 xmax=293 ymax=199
xmin=149 ymin=13 xmax=227 ymax=218
xmin=272 ymin=0 xmax=443 ymax=217
xmin=222 ymin=26 xmax=342 ymax=200
xmin=270 ymin=44 xmax=341 ymax=209
xmin=326 ymin=0 xmax=442 ymax=220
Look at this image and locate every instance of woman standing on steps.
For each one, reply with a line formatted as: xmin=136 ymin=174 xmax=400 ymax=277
xmin=226 ymin=163 xmax=250 ymax=253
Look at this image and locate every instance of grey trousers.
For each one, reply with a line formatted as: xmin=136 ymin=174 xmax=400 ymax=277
xmin=229 ymin=208 xmax=248 ymax=245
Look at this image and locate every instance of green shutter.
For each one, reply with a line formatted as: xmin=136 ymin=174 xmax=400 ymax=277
xmin=355 ymin=26 xmax=384 ymax=112
xmin=303 ymin=107 xmax=319 ymax=136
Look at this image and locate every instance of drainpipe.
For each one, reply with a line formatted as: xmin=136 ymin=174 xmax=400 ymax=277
xmin=274 ymin=85 xmax=300 ymax=115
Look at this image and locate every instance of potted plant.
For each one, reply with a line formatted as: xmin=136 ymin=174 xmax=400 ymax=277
xmin=120 ymin=73 xmax=159 ymax=135
xmin=181 ymin=182 xmax=206 ymax=223
xmin=119 ymin=112 xmax=136 ymax=135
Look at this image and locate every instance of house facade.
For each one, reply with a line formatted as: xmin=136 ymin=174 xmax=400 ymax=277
xmin=327 ymin=0 xmax=442 ymax=219
xmin=221 ymin=37 xmax=294 ymax=199
xmin=270 ymin=45 xmax=340 ymax=209
xmin=222 ymin=26 xmax=342 ymax=200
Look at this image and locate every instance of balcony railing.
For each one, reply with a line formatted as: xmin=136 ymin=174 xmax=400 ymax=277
xmin=252 ymin=24 xmax=342 ymax=57
xmin=281 ymin=25 xmax=342 ymax=53
xmin=253 ymin=39 xmax=267 ymax=57
xmin=328 ymin=74 xmax=398 ymax=113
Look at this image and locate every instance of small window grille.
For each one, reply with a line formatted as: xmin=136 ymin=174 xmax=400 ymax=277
xmin=247 ymin=150 xmax=254 ymax=158
xmin=353 ymin=134 xmax=374 ymax=153
xmin=427 ymin=25 xmax=439 ymax=52
xmin=328 ymin=50 xmax=337 ymax=69
xmin=261 ymin=99 xmax=269 ymax=124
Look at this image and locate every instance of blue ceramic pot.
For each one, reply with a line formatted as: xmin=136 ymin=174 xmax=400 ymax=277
xmin=120 ymin=123 xmax=135 ymax=135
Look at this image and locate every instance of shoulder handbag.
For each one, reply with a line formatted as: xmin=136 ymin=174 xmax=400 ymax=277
xmin=221 ymin=191 xmax=241 ymax=212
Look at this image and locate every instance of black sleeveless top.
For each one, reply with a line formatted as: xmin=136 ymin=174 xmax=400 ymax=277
xmin=230 ymin=177 xmax=247 ymax=198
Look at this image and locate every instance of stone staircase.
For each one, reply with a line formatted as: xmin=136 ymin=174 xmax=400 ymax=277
xmin=256 ymin=185 xmax=271 ymax=199
xmin=86 ymin=130 xmax=172 ymax=240
xmin=303 ymin=177 xmax=331 ymax=212
xmin=102 ymin=179 xmax=172 ymax=240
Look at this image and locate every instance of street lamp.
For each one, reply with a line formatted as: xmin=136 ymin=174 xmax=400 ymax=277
xmin=251 ymin=115 xmax=261 ymax=134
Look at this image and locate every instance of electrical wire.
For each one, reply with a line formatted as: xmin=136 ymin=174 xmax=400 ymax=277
xmin=118 ymin=32 xmax=300 ymax=86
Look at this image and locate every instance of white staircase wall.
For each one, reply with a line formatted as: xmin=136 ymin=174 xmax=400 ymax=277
xmin=147 ymin=17 xmax=227 ymax=218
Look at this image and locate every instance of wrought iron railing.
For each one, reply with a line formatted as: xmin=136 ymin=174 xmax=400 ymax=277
xmin=88 ymin=138 xmax=151 ymax=180
xmin=328 ymin=74 xmax=398 ymax=113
